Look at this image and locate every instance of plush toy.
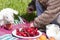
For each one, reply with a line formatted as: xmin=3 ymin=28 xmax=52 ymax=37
xmin=0 ymin=8 xmax=18 ymax=24
xmin=0 ymin=8 xmax=18 ymax=29
xmin=46 ymin=24 xmax=60 ymax=40
xmin=0 ymin=13 xmax=4 ymax=26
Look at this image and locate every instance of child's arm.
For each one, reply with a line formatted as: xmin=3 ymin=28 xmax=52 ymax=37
xmin=33 ymin=0 xmax=60 ymax=28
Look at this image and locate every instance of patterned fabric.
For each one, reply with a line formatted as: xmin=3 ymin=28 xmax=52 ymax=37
xmin=0 ymin=34 xmax=36 ymax=40
xmin=0 ymin=34 xmax=17 ymax=40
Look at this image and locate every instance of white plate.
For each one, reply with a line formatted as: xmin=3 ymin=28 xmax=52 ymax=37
xmin=12 ymin=28 xmax=42 ymax=39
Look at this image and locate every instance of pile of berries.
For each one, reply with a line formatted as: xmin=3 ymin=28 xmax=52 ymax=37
xmin=16 ymin=27 xmax=39 ymax=37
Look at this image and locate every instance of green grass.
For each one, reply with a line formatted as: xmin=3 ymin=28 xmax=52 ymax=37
xmin=0 ymin=0 xmax=31 ymax=15
xmin=0 ymin=0 xmax=36 ymax=22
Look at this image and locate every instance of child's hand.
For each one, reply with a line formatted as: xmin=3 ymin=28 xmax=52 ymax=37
xmin=30 ymin=22 xmax=34 ymax=27
xmin=34 ymin=18 xmax=40 ymax=27
xmin=34 ymin=18 xmax=45 ymax=29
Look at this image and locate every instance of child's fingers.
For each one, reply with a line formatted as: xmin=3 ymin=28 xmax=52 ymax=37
xmin=30 ymin=22 xmax=34 ymax=27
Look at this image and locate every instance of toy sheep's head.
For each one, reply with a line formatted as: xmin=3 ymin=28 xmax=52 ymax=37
xmin=3 ymin=14 xmax=14 ymax=24
xmin=7 ymin=8 xmax=18 ymax=15
xmin=0 ymin=8 xmax=18 ymax=24
xmin=13 ymin=10 xmax=18 ymax=15
xmin=1 ymin=8 xmax=18 ymax=15
xmin=0 ymin=13 xmax=4 ymax=26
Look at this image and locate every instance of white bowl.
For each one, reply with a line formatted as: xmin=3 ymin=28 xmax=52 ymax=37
xmin=12 ymin=28 xmax=42 ymax=39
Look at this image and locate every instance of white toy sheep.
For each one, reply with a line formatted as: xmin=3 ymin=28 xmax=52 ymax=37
xmin=0 ymin=8 xmax=18 ymax=26
xmin=0 ymin=13 xmax=4 ymax=26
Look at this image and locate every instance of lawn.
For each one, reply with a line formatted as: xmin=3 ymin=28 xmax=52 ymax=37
xmin=0 ymin=0 xmax=36 ymax=22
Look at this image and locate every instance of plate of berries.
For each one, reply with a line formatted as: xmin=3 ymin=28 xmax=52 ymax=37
xmin=12 ymin=27 xmax=42 ymax=39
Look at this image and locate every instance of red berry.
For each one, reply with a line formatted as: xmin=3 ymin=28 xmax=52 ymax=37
xmin=16 ymin=27 xmax=39 ymax=37
xmin=30 ymin=31 xmax=35 ymax=36
xmin=16 ymin=29 xmax=19 ymax=32
xmin=26 ymin=27 xmax=35 ymax=32
xmin=34 ymin=29 xmax=38 ymax=34
xmin=17 ymin=33 xmax=22 ymax=36
xmin=27 ymin=29 xmax=31 ymax=33
xmin=16 ymin=29 xmax=19 ymax=35
xmin=20 ymin=32 xmax=27 ymax=37
xmin=22 ymin=33 xmax=27 ymax=37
